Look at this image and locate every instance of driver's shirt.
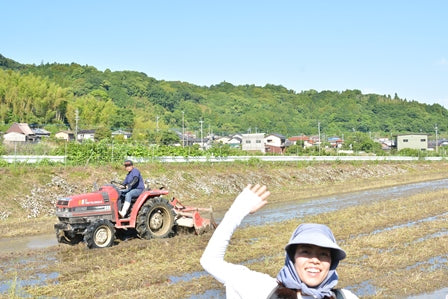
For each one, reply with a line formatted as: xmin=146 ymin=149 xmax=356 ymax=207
xmin=123 ymin=168 xmax=144 ymax=190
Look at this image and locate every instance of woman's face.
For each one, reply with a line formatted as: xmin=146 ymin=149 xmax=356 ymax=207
xmin=293 ymin=244 xmax=331 ymax=287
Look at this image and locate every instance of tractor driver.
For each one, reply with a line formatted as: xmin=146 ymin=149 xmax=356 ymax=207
xmin=119 ymin=160 xmax=145 ymax=218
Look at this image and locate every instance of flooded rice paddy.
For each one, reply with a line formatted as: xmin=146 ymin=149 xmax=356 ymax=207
xmin=242 ymin=178 xmax=448 ymax=227
xmin=1 ymin=178 xmax=447 ymax=298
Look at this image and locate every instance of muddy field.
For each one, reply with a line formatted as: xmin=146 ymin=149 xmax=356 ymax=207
xmin=0 ymin=161 xmax=447 ymax=298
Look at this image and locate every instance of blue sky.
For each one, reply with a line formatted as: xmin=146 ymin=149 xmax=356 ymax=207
xmin=2 ymin=1 xmax=447 ymax=108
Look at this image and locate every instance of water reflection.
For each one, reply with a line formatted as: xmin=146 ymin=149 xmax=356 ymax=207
xmin=242 ymin=178 xmax=448 ymax=227
xmin=0 ymin=272 xmax=58 ymax=297
xmin=0 ymin=233 xmax=57 ymax=254
xmin=407 ymin=287 xmax=448 ymax=299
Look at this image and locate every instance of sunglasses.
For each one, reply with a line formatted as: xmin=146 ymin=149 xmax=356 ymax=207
xmin=124 ymin=164 xmax=132 ymax=167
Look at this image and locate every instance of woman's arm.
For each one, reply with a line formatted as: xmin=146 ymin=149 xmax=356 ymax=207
xmin=200 ymin=184 xmax=270 ymax=283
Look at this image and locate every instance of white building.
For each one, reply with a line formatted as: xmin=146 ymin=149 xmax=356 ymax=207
xmin=264 ymin=133 xmax=286 ymax=154
xmin=3 ymin=123 xmax=36 ymax=143
xmin=395 ymin=134 xmax=428 ymax=151
xmin=55 ymin=131 xmax=75 ymax=141
xmin=77 ymin=130 xmax=95 ymax=142
xmin=242 ymin=133 xmax=265 ymax=153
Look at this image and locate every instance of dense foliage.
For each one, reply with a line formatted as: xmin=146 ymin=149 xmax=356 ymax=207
xmin=1 ymin=53 xmax=447 ymax=139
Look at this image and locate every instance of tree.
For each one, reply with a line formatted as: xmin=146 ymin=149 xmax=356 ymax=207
xmin=95 ymin=127 xmax=112 ymax=141
xmin=111 ymin=108 xmax=135 ymax=130
xmin=1 ymin=54 xmax=448 ymax=139
xmin=147 ymin=129 xmax=180 ymax=145
xmin=66 ymin=95 xmax=118 ymax=129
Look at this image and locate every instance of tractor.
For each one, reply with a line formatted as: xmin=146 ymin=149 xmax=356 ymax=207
xmin=54 ymin=181 xmax=216 ymax=249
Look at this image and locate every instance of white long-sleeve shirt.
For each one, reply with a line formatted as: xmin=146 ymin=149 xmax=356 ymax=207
xmin=200 ymin=187 xmax=359 ymax=299
xmin=200 ymin=187 xmax=278 ymax=299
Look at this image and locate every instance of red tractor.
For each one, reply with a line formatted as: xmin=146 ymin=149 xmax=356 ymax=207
xmin=54 ymin=181 xmax=216 ymax=249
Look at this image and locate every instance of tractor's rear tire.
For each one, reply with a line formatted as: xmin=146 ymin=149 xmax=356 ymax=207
xmin=84 ymin=219 xmax=116 ymax=249
xmin=136 ymin=197 xmax=175 ymax=239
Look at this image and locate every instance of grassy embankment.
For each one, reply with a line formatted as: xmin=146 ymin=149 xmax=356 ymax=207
xmin=0 ymin=160 xmax=447 ymax=298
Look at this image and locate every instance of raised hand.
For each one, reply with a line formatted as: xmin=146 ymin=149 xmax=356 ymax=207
xmin=247 ymin=184 xmax=270 ymax=214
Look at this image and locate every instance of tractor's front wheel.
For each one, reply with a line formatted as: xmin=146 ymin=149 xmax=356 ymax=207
xmin=84 ymin=219 xmax=116 ymax=249
xmin=136 ymin=197 xmax=175 ymax=239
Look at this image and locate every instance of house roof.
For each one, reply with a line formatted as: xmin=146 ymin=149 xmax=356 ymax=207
xmin=289 ymin=136 xmax=310 ymax=142
xmin=229 ymin=136 xmax=242 ymax=142
xmin=112 ymin=129 xmax=132 ymax=135
xmin=394 ymin=133 xmax=428 ymax=137
xmin=6 ymin=123 xmax=34 ymax=136
xmin=328 ymin=137 xmax=342 ymax=142
xmin=32 ymin=128 xmax=51 ymax=135
xmin=78 ymin=129 xmax=96 ymax=134
xmin=56 ymin=131 xmax=75 ymax=135
xmin=215 ymin=136 xmax=231 ymax=141
xmin=6 ymin=123 xmax=35 ymax=136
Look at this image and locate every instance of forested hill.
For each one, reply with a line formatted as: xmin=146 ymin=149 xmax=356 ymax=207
xmin=1 ymin=53 xmax=447 ymax=138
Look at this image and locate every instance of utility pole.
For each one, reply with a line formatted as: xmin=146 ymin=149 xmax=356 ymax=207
xmin=75 ymin=108 xmax=79 ymax=142
xmin=318 ymin=121 xmax=321 ymax=155
xmin=156 ymin=115 xmax=159 ymax=145
xmin=435 ymin=124 xmax=438 ymax=153
xmin=199 ymin=119 xmax=204 ymax=150
xmin=182 ymin=111 xmax=185 ymax=147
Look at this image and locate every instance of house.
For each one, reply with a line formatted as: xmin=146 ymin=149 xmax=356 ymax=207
xmin=428 ymin=139 xmax=448 ymax=151
xmin=213 ymin=136 xmax=232 ymax=144
xmin=215 ymin=134 xmax=242 ymax=148
xmin=227 ymin=134 xmax=242 ymax=148
xmin=377 ymin=138 xmax=393 ymax=150
xmin=112 ymin=130 xmax=132 ymax=139
xmin=288 ymin=135 xmax=313 ymax=148
xmin=327 ymin=137 xmax=343 ymax=149
xmin=215 ymin=136 xmax=231 ymax=144
xmin=191 ymin=137 xmax=210 ymax=149
xmin=3 ymin=123 xmax=37 ymax=143
xmin=77 ymin=129 xmax=96 ymax=142
xmin=264 ymin=133 xmax=286 ymax=154
xmin=440 ymin=139 xmax=448 ymax=147
xmin=242 ymin=133 xmax=265 ymax=153
xmin=55 ymin=131 xmax=76 ymax=141
xmin=32 ymin=128 xmax=51 ymax=139
xmin=394 ymin=134 xmax=428 ymax=151
xmin=180 ymin=131 xmax=196 ymax=146
xmin=309 ymin=135 xmax=321 ymax=146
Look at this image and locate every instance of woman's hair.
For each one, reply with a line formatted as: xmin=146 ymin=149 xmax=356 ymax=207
xmin=268 ymin=283 xmax=298 ymax=299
